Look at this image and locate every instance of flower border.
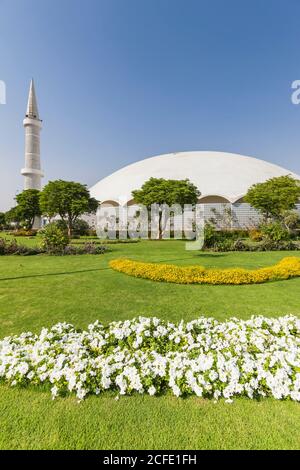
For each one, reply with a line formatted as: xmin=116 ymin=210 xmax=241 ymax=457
xmin=109 ymin=257 xmax=300 ymax=285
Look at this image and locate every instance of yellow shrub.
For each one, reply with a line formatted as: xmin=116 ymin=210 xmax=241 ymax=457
xmin=249 ymin=229 xmax=263 ymax=241
xmin=109 ymin=257 xmax=300 ymax=285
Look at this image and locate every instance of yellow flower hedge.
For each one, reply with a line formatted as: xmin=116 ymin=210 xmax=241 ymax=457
xmin=109 ymin=257 xmax=300 ymax=285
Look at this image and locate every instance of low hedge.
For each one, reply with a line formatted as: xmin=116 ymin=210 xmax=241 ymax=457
xmin=0 ymin=238 xmax=110 ymax=256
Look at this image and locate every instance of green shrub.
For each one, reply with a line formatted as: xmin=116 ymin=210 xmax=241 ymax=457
xmin=40 ymin=224 xmax=69 ymax=254
xmin=63 ymin=242 xmax=109 ymax=255
xmin=72 ymin=219 xmax=90 ymax=236
xmin=203 ymin=225 xmax=249 ymax=250
xmin=0 ymin=238 xmax=42 ymax=256
xmin=260 ymin=222 xmax=290 ymax=242
xmin=203 ymin=224 xmax=217 ymax=248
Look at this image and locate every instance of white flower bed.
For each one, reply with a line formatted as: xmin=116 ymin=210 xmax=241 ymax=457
xmin=0 ymin=315 xmax=300 ymax=402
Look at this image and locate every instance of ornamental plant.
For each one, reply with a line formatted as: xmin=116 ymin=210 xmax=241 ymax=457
xmin=0 ymin=315 xmax=300 ymax=402
xmin=40 ymin=223 xmax=69 ymax=254
xmin=260 ymin=222 xmax=290 ymax=242
xmin=109 ymin=257 xmax=300 ymax=285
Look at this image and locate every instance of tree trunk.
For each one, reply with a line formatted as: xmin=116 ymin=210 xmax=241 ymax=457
xmin=158 ymin=211 xmax=163 ymax=239
xmin=67 ymin=218 xmax=72 ymax=238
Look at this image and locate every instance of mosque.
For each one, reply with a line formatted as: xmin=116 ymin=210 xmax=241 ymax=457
xmin=22 ymin=81 xmax=300 ymax=229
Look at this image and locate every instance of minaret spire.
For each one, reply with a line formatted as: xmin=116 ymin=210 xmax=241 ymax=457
xmin=21 ymin=79 xmax=44 ymax=195
xmin=26 ymin=79 xmax=40 ymax=120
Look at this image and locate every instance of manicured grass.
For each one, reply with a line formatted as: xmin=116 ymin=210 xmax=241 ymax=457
xmin=0 ymin=239 xmax=300 ymax=449
xmin=1 ymin=387 xmax=300 ymax=450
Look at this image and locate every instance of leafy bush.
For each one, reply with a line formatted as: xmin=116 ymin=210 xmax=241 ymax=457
xmin=260 ymin=222 xmax=290 ymax=242
xmin=204 ymin=224 xmax=249 ymax=251
xmin=203 ymin=224 xmax=216 ymax=248
xmin=0 ymin=235 xmax=109 ymax=256
xmin=73 ymin=219 xmax=90 ymax=236
xmin=232 ymin=239 xmax=300 ymax=252
xmin=0 ymin=238 xmax=42 ymax=256
xmin=63 ymin=242 xmax=109 ymax=255
xmin=40 ymin=224 xmax=69 ymax=254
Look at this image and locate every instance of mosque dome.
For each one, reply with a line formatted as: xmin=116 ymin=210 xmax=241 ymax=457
xmin=89 ymin=151 xmax=300 ymax=205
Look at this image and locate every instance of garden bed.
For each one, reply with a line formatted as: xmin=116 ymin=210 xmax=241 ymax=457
xmin=110 ymin=256 xmax=300 ymax=285
xmin=0 ymin=315 xmax=299 ymax=403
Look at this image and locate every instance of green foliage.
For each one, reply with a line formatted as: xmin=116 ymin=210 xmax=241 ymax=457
xmin=132 ymin=177 xmax=200 ymax=238
xmin=0 ymin=213 xmax=6 ymax=230
xmin=203 ymin=224 xmax=248 ymax=249
xmin=5 ymin=206 xmax=23 ymax=228
xmin=15 ymin=189 xmax=41 ymax=229
xmin=51 ymin=218 xmax=90 ymax=236
xmin=132 ymin=177 xmax=200 ymax=207
xmin=244 ymin=175 xmax=300 ymax=220
xmin=203 ymin=224 xmax=217 ymax=248
xmin=40 ymin=223 xmax=69 ymax=254
xmin=39 ymin=224 xmax=109 ymax=255
xmin=260 ymin=222 xmax=290 ymax=242
xmin=202 ymin=223 xmax=299 ymax=252
xmin=233 ymin=239 xmax=299 ymax=252
xmin=63 ymin=242 xmax=109 ymax=255
xmin=283 ymin=210 xmax=300 ymax=232
xmin=40 ymin=180 xmax=98 ymax=236
xmin=0 ymin=238 xmax=42 ymax=256
xmin=72 ymin=219 xmax=90 ymax=236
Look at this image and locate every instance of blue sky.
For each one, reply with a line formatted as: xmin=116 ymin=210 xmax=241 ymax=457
xmin=1 ymin=0 xmax=300 ymax=211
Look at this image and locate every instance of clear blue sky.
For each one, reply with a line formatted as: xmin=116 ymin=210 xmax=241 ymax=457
xmin=1 ymin=0 xmax=300 ymax=211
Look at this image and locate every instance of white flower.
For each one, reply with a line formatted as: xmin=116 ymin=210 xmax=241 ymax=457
xmin=51 ymin=385 xmax=59 ymax=399
xmin=0 ymin=315 xmax=299 ymax=402
xmin=148 ymin=386 xmax=156 ymax=396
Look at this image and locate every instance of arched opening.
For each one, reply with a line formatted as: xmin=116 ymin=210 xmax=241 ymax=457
xmin=198 ymin=195 xmax=230 ymax=204
xmin=100 ymin=200 xmax=120 ymax=207
xmin=126 ymin=199 xmax=137 ymax=207
xmin=232 ymin=196 xmax=245 ymax=204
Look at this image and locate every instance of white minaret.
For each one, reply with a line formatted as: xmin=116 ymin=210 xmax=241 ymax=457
xmin=21 ymin=79 xmax=44 ymax=190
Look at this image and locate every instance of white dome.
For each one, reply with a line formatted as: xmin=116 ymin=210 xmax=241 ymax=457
xmin=90 ymin=151 xmax=300 ymax=204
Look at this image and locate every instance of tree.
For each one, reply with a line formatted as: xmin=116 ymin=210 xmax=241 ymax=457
xmin=40 ymin=180 xmax=99 ymax=237
xmin=0 ymin=212 xmax=6 ymax=230
xmin=244 ymin=175 xmax=300 ymax=221
xmin=15 ymin=189 xmax=41 ymax=229
xmin=5 ymin=206 xmax=23 ymax=229
xmin=132 ymin=177 xmax=200 ymax=239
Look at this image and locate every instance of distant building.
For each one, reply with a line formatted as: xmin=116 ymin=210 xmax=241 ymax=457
xmin=90 ymin=151 xmax=300 ymax=229
xmin=18 ymin=82 xmax=300 ymax=230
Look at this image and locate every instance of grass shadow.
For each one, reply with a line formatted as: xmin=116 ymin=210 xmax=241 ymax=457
xmin=0 ymin=266 xmax=111 ymax=282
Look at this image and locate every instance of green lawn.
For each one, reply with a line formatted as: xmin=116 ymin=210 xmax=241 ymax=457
xmin=0 ymin=239 xmax=300 ymax=449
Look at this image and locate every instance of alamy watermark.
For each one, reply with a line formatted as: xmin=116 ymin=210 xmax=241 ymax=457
xmin=291 ymin=80 xmax=300 ymax=104
xmin=0 ymin=80 xmax=6 ymax=104
xmin=96 ymin=202 xmax=205 ymax=250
